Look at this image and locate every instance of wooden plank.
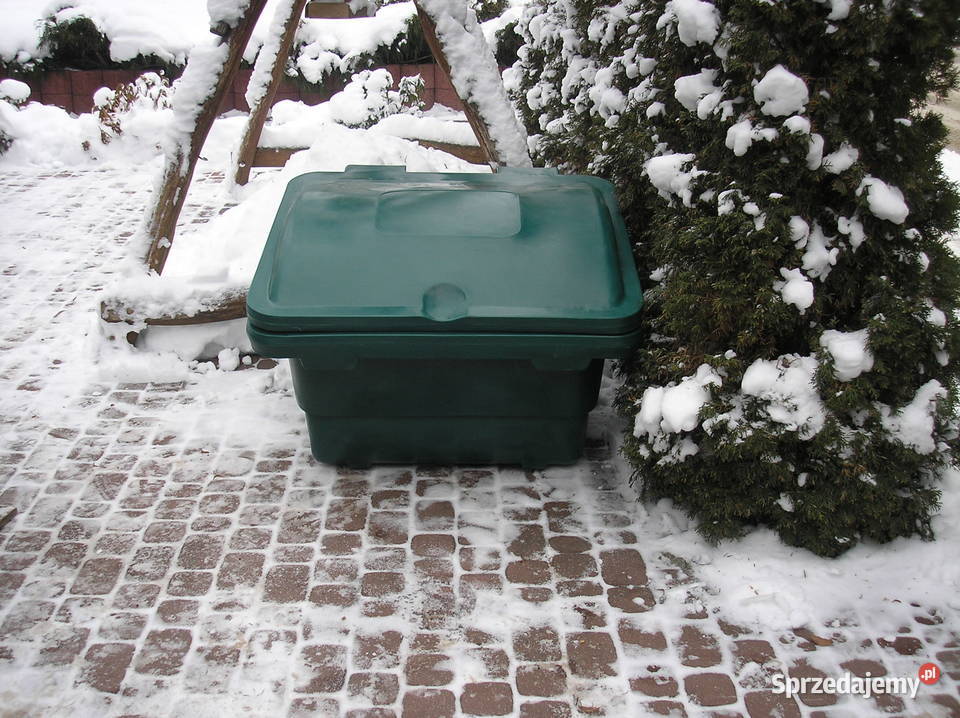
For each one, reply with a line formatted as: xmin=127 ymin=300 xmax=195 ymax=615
xmin=413 ymin=2 xmax=499 ymax=169
xmin=235 ymin=0 xmax=310 ymax=186
xmin=100 ymin=290 xmax=247 ymax=326
xmin=252 ymin=146 xmax=302 ymax=167
xmin=305 ymin=1 xmax=353 ymax=18
xmin=252 ymin=141 xmax=484 ymax=168
xmin=142 ymin=1 xmax=268 ymax=275
xmin=416 ymin=139 xmax=485 ymax=164
xmin=0 ymin=506 xmax=15 ymax=533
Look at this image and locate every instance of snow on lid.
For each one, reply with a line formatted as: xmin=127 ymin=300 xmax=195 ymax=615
xmin=208 ymin=0 xmax=250 ymax=27
xmin=857 ymin=176 xmax=909 ymax=224
xmin=741 ymin=355 xmax=825 ymax=439
xmin=819 ymin=328 xmax=873 ymax=381
xmin=753 ymin=65 xmax=809 ymax=117
xmin=0 ymin=78 xmax=30 ymax=104
xmin=774 ymin=267 xmax=814 ymax=313
xmin=644 ymin=152 xmax=703 ymax=206
xmin=634 ymin=364 xmax=722 ymax=438
xmin=662 ymin=0 xmax=720 ymax=47
xmin=880 ymin=380 xmax=946 ymax=454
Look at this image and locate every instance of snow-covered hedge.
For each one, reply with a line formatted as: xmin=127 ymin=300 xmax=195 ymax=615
xmin=512 ymin=0 xmax=960 ymax=556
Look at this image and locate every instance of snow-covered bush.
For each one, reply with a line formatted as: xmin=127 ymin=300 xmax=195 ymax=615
xmin=91 ymin=72 xmax=172 ymax=146
xmin=0 ymin=79 xmax=31 ymax=154
xmin=38 ymin=12 xmax=112 ymax=70
xmin=513 ymin=0 xmax=960 ymax=556
xmin=328 ymin=69 xmax=424 ymax=128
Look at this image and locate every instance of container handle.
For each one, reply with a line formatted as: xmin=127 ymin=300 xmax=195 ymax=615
xmin=342 ymin=165 xmax=407 ymax=179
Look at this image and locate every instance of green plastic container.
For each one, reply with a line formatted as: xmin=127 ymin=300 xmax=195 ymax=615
xmin=247 ymin=165 xmax=643 ymax=468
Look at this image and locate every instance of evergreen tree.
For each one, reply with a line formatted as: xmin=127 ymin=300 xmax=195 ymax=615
xmin=511 ymin=0 xmax=960 ymax=556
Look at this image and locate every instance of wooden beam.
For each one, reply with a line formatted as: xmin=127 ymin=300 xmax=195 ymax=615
xmin=252 ymin=140 xmax=484 ymax=168
xmin=0 ymin=506 xmax=15 ymax=532
xmin=100 ymin=289 xmax=247 ymax=326
xmin=142 ymin=0 xmax=268 ymax=275
xmin=416 ymin=139 xmax=485 ymax=164
xmin=252 ymin=147 xmax=301 ymax=167
xmin=413 ymin=2 xmax=500 ymax=169
xmin=305 ymin=2 xmax=353 ymax=18
xmin=235 ymin=0 xmax=309 ymax=186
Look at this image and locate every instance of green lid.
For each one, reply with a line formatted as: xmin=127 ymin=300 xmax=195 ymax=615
xmin=246 ymin=166 xmax=642 ymax=335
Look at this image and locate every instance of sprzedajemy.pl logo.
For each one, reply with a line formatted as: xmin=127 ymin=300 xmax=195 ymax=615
xmin=771 ymin=663 xmax=941 ymax=701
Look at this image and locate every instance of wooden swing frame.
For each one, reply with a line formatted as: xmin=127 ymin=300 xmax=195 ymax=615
xmin=101 ymin=0 xmax=520 ymax=330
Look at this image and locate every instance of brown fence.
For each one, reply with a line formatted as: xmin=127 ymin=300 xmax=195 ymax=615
xmin=13 ymin=65 xmax=464 ymax=114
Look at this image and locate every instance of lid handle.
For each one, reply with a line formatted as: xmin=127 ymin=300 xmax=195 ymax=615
xmin=342 ymin=165 xmax=407 ymax=179
xmin=498 ymin=166 xmax=559 ymax=176
xmin=422 ymin=283 xmax=468 ymax=322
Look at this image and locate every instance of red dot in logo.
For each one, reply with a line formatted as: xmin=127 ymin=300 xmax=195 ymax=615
xmin=918 ymin=662 xmax=941 ymax=685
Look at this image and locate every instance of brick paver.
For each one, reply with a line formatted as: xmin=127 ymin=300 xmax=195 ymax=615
xmin=0 ymin=168 xmax=956 ymax=716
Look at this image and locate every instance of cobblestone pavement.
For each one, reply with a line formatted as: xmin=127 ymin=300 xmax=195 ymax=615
xmin=0 ymin=168 xmax=957 ymax=718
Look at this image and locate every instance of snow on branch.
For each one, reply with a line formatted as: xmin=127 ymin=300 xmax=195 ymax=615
xmin=208 ymin=0 xmax=253 ymax=29
xmin=245 ymin=0 xmax=301 ymax=111
xmin=415 ymin=0 xmax=531 ymax=168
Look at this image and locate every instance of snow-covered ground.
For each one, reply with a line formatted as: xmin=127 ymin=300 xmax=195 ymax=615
xmin=0 ymin=59 xmax=958 ymax=715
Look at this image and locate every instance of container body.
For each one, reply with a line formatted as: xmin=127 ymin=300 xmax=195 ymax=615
xmin=290 ymin=357 xmax=603 ymax=468
xmin=246 ymin=165 xmax=644 ymax=468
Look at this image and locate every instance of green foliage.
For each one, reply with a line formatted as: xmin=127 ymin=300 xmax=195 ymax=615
xmin=366 ymin=15 xmax=435 ymax=66
xmin=30 ymin=13 xmax=181 ymax=77
xmin=39 ymin=14 xmax=112 ymax=70
xmin=513 ymin=0 xmax=960 ymax=556
xmin=494 ymin=21 xmax=523 ymax=67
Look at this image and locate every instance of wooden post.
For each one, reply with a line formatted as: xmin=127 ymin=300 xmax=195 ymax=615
xmin=142 ymin=0 xmax=268 ymax=275
xmin=413 ymin=2 xmax=501 ymax=169
xmin=234 ymin=0 xmax=309 ymax=186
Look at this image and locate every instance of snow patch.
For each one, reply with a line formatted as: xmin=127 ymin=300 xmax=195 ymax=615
xmin=662 ymin=0 xmax=721 ymax=46
xmin=753 ymin=65 xmax=809 ymax=117
xmin=879 ymin=381 xmax=946 ymax=455
xmin=741 ymin=356 xmax=825 ymax=439
xmin=858 ymin=176 xmax=909 ymax=224
xmin=644 ymin=152 xmax=704 ymax=206
xmin=207 ymin=0 xmax=249 ymax=27
xmin=725 ymin=118 xmax=777 ymax=156
xmin=822 ymin=142 xmax=858 ymax=174
xmin=0 ymin=78 xmax=30 ymax=104
xmin=819 ymin=329 xmax=873 ymax=381
xmin=634 ymin=364 xmax=722 ymax=437
xmin=674 ymin=69 xmax=721 ymax=117
xmin=773 ymin=268 xmax=814 ymax=313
